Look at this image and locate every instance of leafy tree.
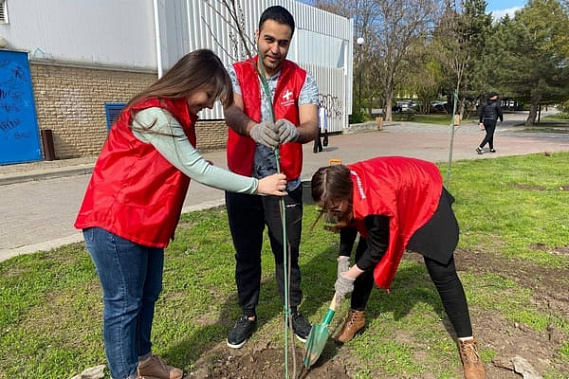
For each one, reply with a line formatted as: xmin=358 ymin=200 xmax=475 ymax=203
xmin=401 ymin=40 xmax=446 ymax=114
xmin=487 ymin=0 xmax=569 ymax=125
xmin=431 ymin=0 xmax=492 ymax=119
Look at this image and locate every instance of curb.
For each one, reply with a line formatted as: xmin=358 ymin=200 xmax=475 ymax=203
xmin=0 ymin=165 xmax=94 ymax=186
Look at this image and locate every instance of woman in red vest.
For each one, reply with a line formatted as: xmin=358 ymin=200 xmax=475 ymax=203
xmin=74 ymin=49 xmax=286 ymax=379
xmin=310 ymin=156 xmax=485 ymax=379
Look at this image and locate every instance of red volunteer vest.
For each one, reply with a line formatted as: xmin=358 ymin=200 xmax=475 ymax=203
xmin=227 ymin=56 xmax=305 ymax=179
xmin=74 ymin=97 xmax=197 ymax=248
xmin=347 ymin=157 xmax=443 ymax=289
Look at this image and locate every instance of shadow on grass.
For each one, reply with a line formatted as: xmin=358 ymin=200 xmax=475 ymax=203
xmin=161 ymin=235 xmax=460 ymax=373
xmin=161 ymin=241 xmax=342 ymax=371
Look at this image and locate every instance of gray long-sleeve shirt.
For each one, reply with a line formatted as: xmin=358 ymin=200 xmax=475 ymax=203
xmin=131 ymin=107 xmax=260 ymax=194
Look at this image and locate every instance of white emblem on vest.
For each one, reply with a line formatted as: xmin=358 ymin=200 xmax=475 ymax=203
xmin=282 ymin=89 xmax=293 ymax=101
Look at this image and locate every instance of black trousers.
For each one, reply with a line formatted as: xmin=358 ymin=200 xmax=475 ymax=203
xmin=225 ymin=186 xmax=303 ymax=317
xmin=339 ymin=189 xmax=473 ymax=337
xmin=313 ymin=129 xmax=323 ymax=153
xmin=479 ymin=121 xmax=497 ymax=149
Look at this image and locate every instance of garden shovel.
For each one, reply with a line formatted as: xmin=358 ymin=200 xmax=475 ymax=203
xmin=303 ymin=292 xmax=339 ymax=367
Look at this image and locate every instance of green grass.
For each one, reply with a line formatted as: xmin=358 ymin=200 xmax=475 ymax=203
xmin=520 ymin=113 xmax=569 ymax=131
xmin=448 ymin=154 xmax=569 ymax=267
xmin=1 ymin=152 xmax=568 ymax=378
xmin=543 ymin=112 xmax=569 ymax=121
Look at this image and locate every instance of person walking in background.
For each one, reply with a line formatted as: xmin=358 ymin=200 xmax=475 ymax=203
xmin=74 ymin=49 xmax=287 ymax=379
xmin=313 ymin=105 xmax=328 ymax=153
xmin=477 ymin=91 xmax=503 ymax=154
xmin=223 ymin=5 xmax=319 ymax=349
xmin=311 ymin=156 xmax=486 ymax=379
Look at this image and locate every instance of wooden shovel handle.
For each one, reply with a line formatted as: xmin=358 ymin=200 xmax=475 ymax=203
xmin=321 ymin=293 xmax=339 ymax=326
xmin=329 ymin=292 xmax=339 ymax=311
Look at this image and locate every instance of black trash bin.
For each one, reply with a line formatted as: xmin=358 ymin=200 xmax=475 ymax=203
xmin=41 ymin=129 xmax=55 ymax=161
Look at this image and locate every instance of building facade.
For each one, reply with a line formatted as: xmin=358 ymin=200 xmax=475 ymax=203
xmin=0 ymin=0 xmax=354 ymax=164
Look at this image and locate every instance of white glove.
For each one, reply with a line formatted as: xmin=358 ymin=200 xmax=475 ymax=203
xmin=275 ymin=119 xmax=300 ymax=144
xmin=334 ymin=273 xmax=355 ymax=303
xmin=250 ymin=121 xmax=280 ymax=148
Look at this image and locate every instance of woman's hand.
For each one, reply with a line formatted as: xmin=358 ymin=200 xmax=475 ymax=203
xmin=335 ymin=262 xmax=365 ymax=302
xmin=257 ymin=173 xmax=287 ymax=196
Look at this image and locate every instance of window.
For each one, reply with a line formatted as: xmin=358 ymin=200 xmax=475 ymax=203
xmin=104 ymin=103 xmax=126 ymax=131
xmin=0 ymin=1 xmax=8 ymax=24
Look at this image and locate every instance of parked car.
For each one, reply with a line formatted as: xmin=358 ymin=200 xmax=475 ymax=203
xmin=430 ymin=100 xmax=448 ymax=113
xmin=392 ymin=100 xmax=417 ymax=113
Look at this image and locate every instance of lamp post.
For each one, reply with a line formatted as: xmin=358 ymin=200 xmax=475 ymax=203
xmin=356 ymin=37 xmax=365 ymax=109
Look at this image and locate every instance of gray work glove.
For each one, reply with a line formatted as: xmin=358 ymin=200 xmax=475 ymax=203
xmin=250 ymin=121 xmax=280 ymax=148
xmin=334 ymin=273 xmax=355 ymax=303
xmin=275 ymin=119 xmax=300 ymax=144
xmin=337 ymin=256 xmax=350 ymax=278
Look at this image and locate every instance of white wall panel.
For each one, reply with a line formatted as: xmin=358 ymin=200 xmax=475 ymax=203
xmin=304 ymin=64 xmax=347 ymax=133
xmin=172 ymin=0 xmax=353 ymax=129
xmin=0 ymin=0 xmax=156 ymax=69
xmin=0 ymin=0 xmax=354 ymax=128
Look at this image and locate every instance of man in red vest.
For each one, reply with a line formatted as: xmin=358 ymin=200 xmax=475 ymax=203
xmin=224 ymin=5 xmax=319 ymax=349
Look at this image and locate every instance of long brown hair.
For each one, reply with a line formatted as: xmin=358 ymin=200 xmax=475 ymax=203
xmin=310 ymin=164 xmax=353 ymax=231
xmin=126 ymin=49 xmax=233 ymax=114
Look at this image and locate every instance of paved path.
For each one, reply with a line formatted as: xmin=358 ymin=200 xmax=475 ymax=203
xmin=1 ymin=112 xmax=567 ymax=262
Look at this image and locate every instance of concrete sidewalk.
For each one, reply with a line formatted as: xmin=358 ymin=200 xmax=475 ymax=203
xmin=1 ymin=113 xmax=568 ymax=262
xmin=1 ymin=112 xmax=565 ymax=186
xmin=0 ymin=156 xmax=96 ymax=186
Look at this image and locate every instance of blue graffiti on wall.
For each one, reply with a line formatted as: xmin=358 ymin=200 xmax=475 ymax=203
xmin=0 ymin=51 xmax=41 ymax=164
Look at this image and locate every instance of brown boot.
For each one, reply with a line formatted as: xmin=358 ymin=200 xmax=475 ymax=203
xmin=332 ymin=309 xmax=365 ymax=343
xmin=137 ymin=354 xmax=183 ymax=379
xmin=457 ymin=338 xmax=486 ymax=379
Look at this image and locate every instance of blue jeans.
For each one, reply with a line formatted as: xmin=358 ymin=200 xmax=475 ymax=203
xmin=83 ymin=227 xmax=164 ymax=379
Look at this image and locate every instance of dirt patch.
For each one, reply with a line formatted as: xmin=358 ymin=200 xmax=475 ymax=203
xmin=530 ymin=243 xmax=569 ymax=256
xmin=186 ymin=341 xmax=351 ymax=379
xmin=185 ymin=249 xmax=569 ymax=378
xmin=511 ymin=183 xmax=547 ymax=191
xmin=454 ymin=248 xmax=569 ymax=378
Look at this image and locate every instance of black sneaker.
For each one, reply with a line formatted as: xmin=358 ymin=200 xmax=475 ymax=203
xmin=476 ymin=147 xmax=483 ymax=155
xmin=489 ymin=148 xmax=496 ymax=153
xmin=290 ymin=311 xmax=312 ymax=342
xmin=227 ymin=315 xmax=256 ymax=349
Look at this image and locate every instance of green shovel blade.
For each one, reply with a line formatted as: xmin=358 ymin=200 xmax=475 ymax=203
xmin=303 ymin=293 xmax=339 ymax=368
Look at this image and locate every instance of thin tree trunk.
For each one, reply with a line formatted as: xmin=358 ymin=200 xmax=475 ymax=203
xmin=526 ymin=95 xmax=542 ymax=126
xmin=526 ymin=104 xmax=538 ymax=126
xmin=385 ymin=96 xmax=394 ymax=121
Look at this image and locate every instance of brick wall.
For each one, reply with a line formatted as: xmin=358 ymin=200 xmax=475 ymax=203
xmin=195 ymin=119 xmax=227 ymax=151
xmin=30 ymin=63 xmax=228 ymax=159
xmin=30 ymin=63 xmax=155 ymax=159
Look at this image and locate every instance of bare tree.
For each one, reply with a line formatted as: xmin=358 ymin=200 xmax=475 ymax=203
xmin=314 ymin=0 xmax=442 ymax=121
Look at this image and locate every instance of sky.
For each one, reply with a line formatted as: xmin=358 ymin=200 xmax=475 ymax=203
xmin=297 ymin=0 xmax=529 ymax=21
xmin=486 ymin=0 xmax=528 ymax=20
